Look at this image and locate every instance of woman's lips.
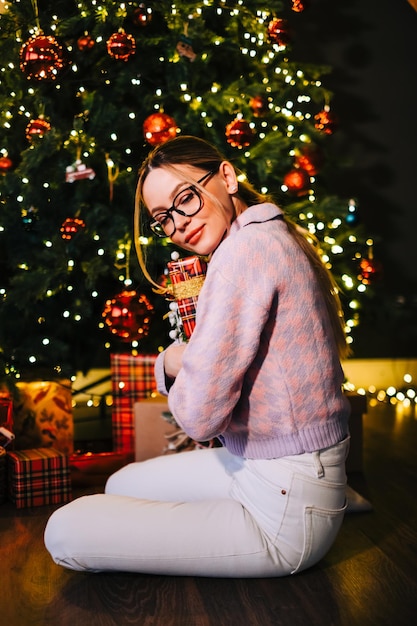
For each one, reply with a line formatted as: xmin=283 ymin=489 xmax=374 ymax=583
xmin=185 ymin=225 xmax=204 ymax=245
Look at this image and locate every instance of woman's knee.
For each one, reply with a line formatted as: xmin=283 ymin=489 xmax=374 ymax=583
xmin=44 ymin=495 xmax=105 ymax=566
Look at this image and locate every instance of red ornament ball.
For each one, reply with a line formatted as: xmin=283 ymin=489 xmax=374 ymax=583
xmin=60 ymin=217 xmax=86 ymax=240
xmin=132 ymin=4 xmax=152 ymax=27
xmin=358 ymin=257 xmax=382 ymax=285
xmin=249 ymin=95 xmax=269 ymax=117
xmin=20 ymin=34 xmax=67 ymax=80
xmin=283 ymin=168 xmax=311 ymax=196
xmin=225 ymin=118 xmax=255 ymax=148
xmin=314 ymin=108 xmax=339 ymax=135
xmin=0 ymin=156 xmax=13 ymax=172
xmin=102 ymin=290 xmax=154 ymax=342
xmin=143 ymin=113 xmax=178 ymax=145
xmin=107 ymin=31 xmax=136 ymax=61
xmin=291 ymin=0 xmax=310 ymax=12
xmin=267 ymin=18 xmax=291 ymax=47
xmin=25 ymin=117 xmax=51 ymax=142
xmin=77 ymin=34 xmax=95 ymax=51
xmin=294 ymin=145 xmax=324 ymax=176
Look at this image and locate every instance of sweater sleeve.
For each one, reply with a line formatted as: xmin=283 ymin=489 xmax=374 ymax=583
xmin=166 ymin=247 xmax=274 ymax=442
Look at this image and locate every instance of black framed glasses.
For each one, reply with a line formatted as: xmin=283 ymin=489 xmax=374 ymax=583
xmin=149 ymin=169 xmax=216 ymax=238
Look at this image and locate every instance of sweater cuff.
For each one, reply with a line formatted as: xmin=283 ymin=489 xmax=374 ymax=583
xmin=154 ymin=350 xmax=172 ymax=396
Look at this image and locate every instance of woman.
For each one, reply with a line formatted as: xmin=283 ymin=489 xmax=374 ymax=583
xmin=45 ymin=135 xmax=351 ymax=577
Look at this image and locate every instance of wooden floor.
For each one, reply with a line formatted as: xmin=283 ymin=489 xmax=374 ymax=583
xmin=1 ymin=401 xmax=417 ymax=626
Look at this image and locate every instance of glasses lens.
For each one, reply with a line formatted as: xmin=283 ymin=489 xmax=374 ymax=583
xmin=173 ymin=186 xmax=202 ymax=216
xmin=150 ymin=215 xmax=174 ymax=237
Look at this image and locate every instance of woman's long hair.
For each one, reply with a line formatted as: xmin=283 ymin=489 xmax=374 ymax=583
xmin=135 ymin=135 xmax=350 ymax=359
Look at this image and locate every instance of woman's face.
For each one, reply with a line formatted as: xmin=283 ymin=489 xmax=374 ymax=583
xmin=142 ymin=163 xmax=237 ymax=255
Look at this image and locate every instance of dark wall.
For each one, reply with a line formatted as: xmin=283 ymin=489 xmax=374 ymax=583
xmin=286 ymin=0 xmax=417 ymax=357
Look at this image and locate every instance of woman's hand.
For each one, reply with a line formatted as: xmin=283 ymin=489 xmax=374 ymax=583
xmin=164 ymin=343 xmax=187 ymax=380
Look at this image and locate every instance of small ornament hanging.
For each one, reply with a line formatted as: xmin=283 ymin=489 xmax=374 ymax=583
xmin=60 ymin=217 xmax=86 ymax=240
xmin=345 ymin=198 xmax=360 ymax=226
xmin=283 ymin=168 xmax=311 ymax=196
xmin=21 ymin=206 xmax=39 ymax=231
xmin=291 ymin=0 xmax=310 ymax=12
xmin=143 ymin=112 xmax=179 ymax=146
xmin=314 ymin=107 xmax=338 ymax=135
xmin=102 ymin=290 xmax=154 ymax=342
xmin=249 ymin=95 xmax=269 ymax=117
xmin=176 ymin=34 xmax=197 ymax=62
xmin=132 ymin=4 xmax=153 ymax=27
xmin=77 ymin=34 xmax=95 ymax=51
xmin=267 ymin=18 xmax=291 ymax=48
xmin=107 ymin=31 xmax=136 ymax=61
xmin=25 ymin=117 xmax=51 ymax=142
xmin=106 ymin=154 xmax=119 ymax=203
xmin=65 ymin=159 xmax=96 ymax=183
xmin=294 ymin=144 xmax=324 ymax=176
xmin=225 ymin=117 xmax=255 ymax=149
xmin=65 ymin=160 xmax=96 ymax=183
xmin=20 ymin=33 xmax=67 ymax=81
xmin=0 ymin=155 xmax=13 ymax=172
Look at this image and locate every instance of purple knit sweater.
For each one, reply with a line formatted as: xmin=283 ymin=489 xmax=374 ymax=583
xmin=155 ymin=203 xmax=350 ymax=459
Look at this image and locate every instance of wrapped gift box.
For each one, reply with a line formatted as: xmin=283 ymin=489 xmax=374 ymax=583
xmin=69 ymin=451 xmax=132 ymax=486
xmin=110 ymin=354 xmax=157 ymax=454
xmin=134 ymin=397 xmax=216 ymax=461
xmin=0 ymin=447 xmax=6 ymax=504
xmin=7 ymin=447 xmax=71 ymax=509
xmin=0 ymin=392 xmax=13 ymax=431
xmin=167 ymin=255 xmax=207 ymax=339
xmin=134 ymin=397 xmax=177 ymax=461
xmin=345 ymin=392 xmax=367 ymax=474
xmin=13 ymin=380 xmax=73 ymax=455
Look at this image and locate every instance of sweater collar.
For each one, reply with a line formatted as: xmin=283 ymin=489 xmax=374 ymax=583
xmin=230 ymin=203 xmax=284 ymax=235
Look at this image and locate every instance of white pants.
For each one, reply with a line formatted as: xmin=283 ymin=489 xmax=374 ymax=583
xmin=44 ymin=438 xmax=349 ymax=578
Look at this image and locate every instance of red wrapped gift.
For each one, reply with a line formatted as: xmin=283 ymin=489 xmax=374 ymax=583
xmin=13 ymin=380 xmax=73 ymax=455
xmin=167 ymin=255 xmax=207 ymax=338
xmin=0 ymin=392 xmax=13 ymax=431
xmin=69 ymin=451 xmax=131 ymax=486
xmin=7 ymin=447 xmax=71 ymax=509
xmin=0 ymin=391 xmax=14 ymax=451
xmin=0 ymin=447 xmax=6 ymax=504
xmin=110 ymin=354 xmax=158 ymax=453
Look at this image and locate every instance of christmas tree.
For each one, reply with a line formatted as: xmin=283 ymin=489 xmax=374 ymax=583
xmin=0 ymin=0 xmax=375 ymax=380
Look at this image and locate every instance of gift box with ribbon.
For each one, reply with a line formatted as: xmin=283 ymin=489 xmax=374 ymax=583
xmin=167 ymin=255 xmax=207 ymax=339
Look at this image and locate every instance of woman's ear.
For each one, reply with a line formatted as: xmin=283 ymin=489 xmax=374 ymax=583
xmin=219 ymin=161 xmax=238 ymax=194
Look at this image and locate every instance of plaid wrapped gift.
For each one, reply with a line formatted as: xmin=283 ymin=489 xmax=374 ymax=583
xmin=167 ymin=255 xmax=207 ymax=339
xmin=7 ymin=447 xmax=71 ymax=509
xmin=13 ymin=380 xmax=73 ymax=455
xmin=110 ymin=353 xmax=157 ymax=453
